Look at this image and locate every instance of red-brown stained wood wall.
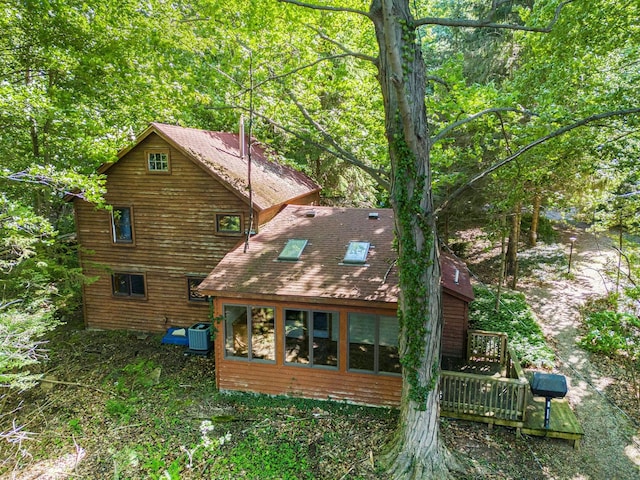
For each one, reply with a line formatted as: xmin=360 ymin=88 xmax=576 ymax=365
xmin=212 ymin=291 xmax=470 ymax=407
xmin=213 ymin=297 xmax=402 ymax=407
xmin=75 ymin=132 xmax=316 ymax=332
xmin=441 ymin=291 xmax=468 ymax=358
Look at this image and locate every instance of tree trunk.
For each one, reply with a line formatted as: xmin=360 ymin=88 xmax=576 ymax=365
xmin=507 ymin=202 xmax=522 ymax=289
xmin=495 ymin=214 xmax=507 ymax=311
xmin=369 ymin=1 xmax=453 ymax=477
xmin=529 ymin=193 xmax=541 ymax=246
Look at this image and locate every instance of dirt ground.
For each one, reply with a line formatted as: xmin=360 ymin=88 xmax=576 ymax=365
xmin=453 ymin=227 xmax=640 ymax=479
xmin=520 ymin=230 xmax=640 ymax=478
xmin=2 ymin=228 xmax=640 ymax=479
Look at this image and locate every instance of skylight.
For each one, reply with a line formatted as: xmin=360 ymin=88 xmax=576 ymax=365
xmin=343 ymin=241 xmax=370 ymax=265
xmin=278 ymin=239 xmax=308 ymax=261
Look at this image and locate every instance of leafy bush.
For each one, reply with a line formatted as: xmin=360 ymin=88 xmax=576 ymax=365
xmin=0 ymin=300 xmax=57 ymax=388
xmin=579 ymin=310 xmax=640 ymax=359
xmin=0 ymin=195 xmax=83 ymax=388
xmin=469 ymin=286 xmax=555 ymax=368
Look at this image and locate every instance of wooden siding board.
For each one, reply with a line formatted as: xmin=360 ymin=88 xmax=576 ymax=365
xmin=442 ymin=292 xmax=467 ymax=358
xmin=213 ymin=297 xmax=401 ymax=407
xmin=75 ymin=135 xmax=255 ymax=332
xmin=217 ymin=361 xmax=401 ymax=406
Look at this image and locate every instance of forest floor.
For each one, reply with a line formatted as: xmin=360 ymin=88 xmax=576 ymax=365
xmin=1 ymin=226 xmax=640 ymax=479
xmin=449 ymin=226 xmax=640 ymax=479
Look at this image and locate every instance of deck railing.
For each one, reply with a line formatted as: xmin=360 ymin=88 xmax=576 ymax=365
xmin=441 ymin=331 xmax=528 ymax=425
xmin=467 ymin=329 xmax=508 ymax=365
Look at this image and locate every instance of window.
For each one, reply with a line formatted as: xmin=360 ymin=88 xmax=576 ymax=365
xmin=284 ymin=309 xmax=338 ymax=368
xmin=146 ymin=150 xmax=170 ymax=172
xmin=112 ymin=273 xmax=146 ymax=298
xmin=111 ymin=207 xmax=134 ymax=244
xmin=224 ymin=305 xmax=275 ymax=362
xmin=216 ymin=213 xmax=242 ymax=234
xmin=278 ymin=239 xmax=308 ymax=261
xmin=343 ymin=241 xmax=370 ymax=265
xmin=187 ymin=277 xmax=207 ymax=302
xmin=348 ymin=313 xmax=400 ymax=374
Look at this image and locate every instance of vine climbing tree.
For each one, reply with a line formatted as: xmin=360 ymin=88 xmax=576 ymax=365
xmin=277 ymin=0 xmax=634 ymax=478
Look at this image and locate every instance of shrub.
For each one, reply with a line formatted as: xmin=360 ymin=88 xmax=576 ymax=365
xmin=469 ymin=286 xmax=555 ymax=368
xmin=579 ymin=310 xmax=640 ymax=359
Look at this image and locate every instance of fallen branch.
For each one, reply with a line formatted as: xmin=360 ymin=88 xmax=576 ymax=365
xmin=39 ymin=378 xmax=113 ymax=396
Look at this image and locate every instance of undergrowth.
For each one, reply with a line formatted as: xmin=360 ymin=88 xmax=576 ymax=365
xmin=469 ymin=286 xmax=555 ymax=368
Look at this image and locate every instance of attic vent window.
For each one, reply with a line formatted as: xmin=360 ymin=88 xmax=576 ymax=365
xmin=343 ymin=241 xmax=370 ymax=265
xmin=368 ymin=212 xmax=379 ymax=220
xmin=278 ymin=239 xmax=308 ymax=261
xmin=305 ymin=210 xmax=316 ymax=218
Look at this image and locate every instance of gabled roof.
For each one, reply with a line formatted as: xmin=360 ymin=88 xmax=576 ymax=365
xmin=440 ymin=251 xmax=474 ymax=302
xmin=199 ymin=205 xmax=399 ymax=304
xmin=100 ymin=123 xmax=320 ymax=212
xmin=198 ymin=205 xmax=474 ymax=305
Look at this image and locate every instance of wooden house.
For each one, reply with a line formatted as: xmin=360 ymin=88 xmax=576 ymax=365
xmin=71 ymin=123 xmax=321 ymax=332
xmin=198 ymin=205 xmax=473 ymax=407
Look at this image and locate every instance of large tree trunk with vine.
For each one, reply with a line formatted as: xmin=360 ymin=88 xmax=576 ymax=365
xmin=370 ymin=1 xmax=453 ymax=477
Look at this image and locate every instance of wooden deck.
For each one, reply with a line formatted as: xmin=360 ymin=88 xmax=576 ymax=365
xmin=522 ymin=396 xmax=584 ymax=449
xmin=440 ymin=330 xmax=584 ymax=449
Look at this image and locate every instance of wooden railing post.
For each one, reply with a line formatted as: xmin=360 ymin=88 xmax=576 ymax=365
xmin=444 ymin=331 xmax=528 ymax=425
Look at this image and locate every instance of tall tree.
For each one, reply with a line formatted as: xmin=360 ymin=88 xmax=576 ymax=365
xmin=279 ymin=0 xmax=638 ymax=477
xmin=0 ymin=0 xmax=220 ymax=387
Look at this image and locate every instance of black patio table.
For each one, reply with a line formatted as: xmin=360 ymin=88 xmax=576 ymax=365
xmin=531 ymin=372 xmax=568 ymax=429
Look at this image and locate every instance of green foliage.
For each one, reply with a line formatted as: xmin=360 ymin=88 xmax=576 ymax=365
xmin=520 ymin=214 xmax=558 ymax=243
xmin=391 ymin=133 xmax=435 ymax=407
xmin=105 ymin=359 xmax=160 ymax=423
xmin=67 ymin=418 xmax=83 ymax=434
xmin=469 ymin=286 xmax=555 ymax=368
xmin=0 ymin=301 xmax=56 ymax=388
xmin=105 ymin=398 xmax=137 ymax=424
xmin=217 ymin=433 xmax=313 ymax=479
xmin=580 ymin=311 xmax=640 ymax=360
xmin=112 ymin=359 xmax=160 ymax=393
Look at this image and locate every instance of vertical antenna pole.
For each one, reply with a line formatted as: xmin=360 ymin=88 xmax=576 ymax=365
xmin=243 ymin=49 xmax=254 ymax=253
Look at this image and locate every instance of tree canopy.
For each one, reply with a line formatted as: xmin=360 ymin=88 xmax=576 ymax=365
xmin=1 ymin=0 xmax=639 ymax=477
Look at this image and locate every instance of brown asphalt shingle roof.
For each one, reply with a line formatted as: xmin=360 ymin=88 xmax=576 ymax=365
xmin=199 ymin=205 xmax=474 ymax=305
xmin=103 ymin=123 xmax=320 ymax=211
xmin=199 ymin=205 xmax=399 ymax=304
xmin=440 ymin=252 xmax=474 ymax=302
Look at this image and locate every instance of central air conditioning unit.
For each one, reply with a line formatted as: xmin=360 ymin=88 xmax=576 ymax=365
xmin=187 ymin=323 xmax=212 ymax=353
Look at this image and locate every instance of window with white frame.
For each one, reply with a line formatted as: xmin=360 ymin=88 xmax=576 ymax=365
xmin=147 ymin=150 xmax=169 ymax=172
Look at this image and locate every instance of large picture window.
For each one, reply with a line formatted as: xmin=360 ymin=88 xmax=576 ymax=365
xmin=348 ymin=313 xmax=400 ymax=374
xmin=284 ymin=309 xmax=338 ymax=368
xmin=112 ymin=273 xmax=146 ymax=298
xmin=224 ymin=305 xmax=275 ymax=362
xmin=111 ymin=207 xmax=134 ymax=244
